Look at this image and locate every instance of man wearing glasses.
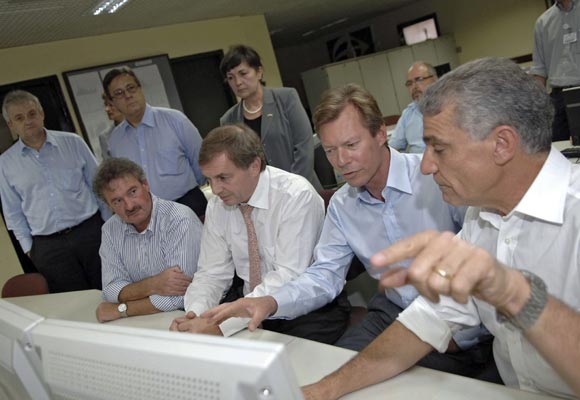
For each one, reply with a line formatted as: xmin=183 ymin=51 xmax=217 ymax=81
xmin=103 ymin=68 xmax=207 ymax=218
xmin=388 ymin=62 xmax=437 ymax=153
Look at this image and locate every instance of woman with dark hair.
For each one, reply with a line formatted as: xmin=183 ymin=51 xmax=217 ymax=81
xmin=219 ymin=45 xmax=321 ymax=189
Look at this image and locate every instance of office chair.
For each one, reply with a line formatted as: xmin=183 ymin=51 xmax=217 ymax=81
xmin=383 ymin=114 xmax=400 ymax=126
xmin=1 ymin=273 xmax=49 ymax=298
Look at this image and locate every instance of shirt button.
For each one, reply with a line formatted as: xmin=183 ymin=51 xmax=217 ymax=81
xmin=504 ymin=238 xmax=511 ymax=245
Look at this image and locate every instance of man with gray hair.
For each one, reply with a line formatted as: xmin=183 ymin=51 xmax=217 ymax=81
xmin=388 ymin=61 xmax=437 ymax=153
xmin=0 ymin=90 xmax=107 ymax=293
xmin=292 ymin=57 xmax=580 ymax=399
xmin=93 ymin=158 xmax=202 ymax=322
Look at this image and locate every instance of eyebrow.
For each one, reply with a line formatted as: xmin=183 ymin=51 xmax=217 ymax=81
xmin=423 ymin=135 xmax=447 ymax=145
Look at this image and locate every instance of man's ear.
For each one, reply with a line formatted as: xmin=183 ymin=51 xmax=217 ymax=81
xmin=490 ymin=125 xmax=519 ymax=165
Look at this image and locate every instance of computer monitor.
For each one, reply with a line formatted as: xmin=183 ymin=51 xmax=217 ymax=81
xmin=0 ymin=300 xmax=46 ymax=400
xmin=0 ymin=300 xmax=304 ymax=400
xmin=563 ymin=86 xmax=580 ymax=145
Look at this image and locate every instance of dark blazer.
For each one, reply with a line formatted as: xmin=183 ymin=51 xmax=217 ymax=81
xmin=220 ymin=87 xmax=322 ymax=190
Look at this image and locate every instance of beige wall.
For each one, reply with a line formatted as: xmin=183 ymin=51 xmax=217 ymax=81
xmin=0 ymin=14 xmax=281 ymax=289
xmin=276 ymin=0 xmax=546 ymax=100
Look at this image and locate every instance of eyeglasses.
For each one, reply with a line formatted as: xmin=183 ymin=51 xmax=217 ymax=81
xmin=404 ymin=75 xmax=434 ymax=87
xmin=111 ymin=83 xmax=140 ymax=99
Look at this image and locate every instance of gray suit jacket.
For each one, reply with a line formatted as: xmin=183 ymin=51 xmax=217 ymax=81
xmin=220 ymin=87 xmax=321 ymax=190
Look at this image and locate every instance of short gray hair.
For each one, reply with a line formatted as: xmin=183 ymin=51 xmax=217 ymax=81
xmin=411 ymin=61 xmax=437 ymax=77
xmin=419 ymin=57 xmax=553 ymax=154
xmin=93 ymin=158 xmax=146 ymax=202
xmin=2 ymin=90 xmax=44 ymax=122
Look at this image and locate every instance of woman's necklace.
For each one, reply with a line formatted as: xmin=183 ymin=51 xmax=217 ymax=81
xmin=242 ymin=100 xmax=263 ymax=114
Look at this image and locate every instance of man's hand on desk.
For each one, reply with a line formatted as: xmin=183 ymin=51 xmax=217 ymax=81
xmin=96 ymin=302 xmax=123 ymax=323
xmin=201 ymin=296 xmax=278 ymax=331
xmin=169 ymin=311 xmax=223 ymax=336
xmin=302 ymin=382 xmax=337 ymax=400
xmin=153 ymin=266 xmax=192 ymax=296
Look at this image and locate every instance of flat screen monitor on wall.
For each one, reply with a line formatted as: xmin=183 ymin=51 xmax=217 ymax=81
xmin=398 ymin=13 xmax=440 ymax=46
xmin=0 ymin=299 xmax=304 ymax=400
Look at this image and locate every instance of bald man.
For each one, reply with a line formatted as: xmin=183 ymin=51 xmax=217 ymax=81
xmin=388 ymin=62 xmax=437 ymax=153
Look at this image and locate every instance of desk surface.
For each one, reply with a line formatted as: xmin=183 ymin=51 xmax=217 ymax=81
xmin=6 ymin=290 xmax=557 ymax=400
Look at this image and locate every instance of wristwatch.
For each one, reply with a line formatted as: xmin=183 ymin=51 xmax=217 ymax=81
xmin=497 ymin=270 xmax=548 ymax=332
xmin=118 ymin=303 xmax=128 ymax=318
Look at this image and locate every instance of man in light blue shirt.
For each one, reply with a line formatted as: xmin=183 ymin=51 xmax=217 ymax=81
xmin=388 ymin=62 xmax=438 ymax=153
xmin=0 ymin=90 xmax=108 ymax=293
xmin=103 ymin=67 xmax=208 ymax=218
xmin=205 ymin=84 xmax=499 ymax=382
xmin=93 ymin=158 xmax=202 ymax=323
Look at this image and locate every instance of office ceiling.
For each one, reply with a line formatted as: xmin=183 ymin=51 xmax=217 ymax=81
xmin=0 ymin=0 xmax=416 ymax=50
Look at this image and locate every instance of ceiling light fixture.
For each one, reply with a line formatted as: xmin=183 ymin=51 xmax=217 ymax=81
xmin=92 ymin=0 xmax=131 ymax=15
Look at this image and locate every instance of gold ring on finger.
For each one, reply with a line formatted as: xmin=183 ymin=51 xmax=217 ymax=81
xmin=433 ymin=267 xmax=453 ymax=280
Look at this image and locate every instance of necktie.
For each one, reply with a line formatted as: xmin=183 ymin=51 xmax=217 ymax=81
xmin=239 ymin=204 xmax=261 ymax=290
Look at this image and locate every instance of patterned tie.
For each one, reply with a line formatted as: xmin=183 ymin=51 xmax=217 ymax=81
xmin=239 ymin=204 xmax=262 ymax=291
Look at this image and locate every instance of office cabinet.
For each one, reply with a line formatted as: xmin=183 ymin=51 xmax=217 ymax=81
xmin=301 ymin=35 xmax=458 ymax=115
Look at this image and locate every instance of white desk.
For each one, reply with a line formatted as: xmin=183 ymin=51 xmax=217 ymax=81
xmin=7 ymin=291 xmax=558 ymax=400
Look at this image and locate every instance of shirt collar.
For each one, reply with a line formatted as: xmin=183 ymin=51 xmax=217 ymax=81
xmin=357 ymin=148 xmax=414 ymax=204
xmin=19 ymin=128 xmax=54 ymax=154
xmin=124 ymin=193 xmax=158 ymax=235
xmin=122 ymin=104 xmax=154 ymax=131
xmin=556 ymin=0 xmax=576 ymax=11
xmin=480 ymin=148 xmax=570 ymax=226
xmin=244 ymin=167 xmax=270 ymax=210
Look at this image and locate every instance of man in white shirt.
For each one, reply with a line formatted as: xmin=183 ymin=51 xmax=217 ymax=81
xmin=287 ymin=57 xmax=580 ymax=399
xmin=388 ymin=62 xmax=437 ymax=153
xmin=170 ymin=124 xmax=350 ymax=343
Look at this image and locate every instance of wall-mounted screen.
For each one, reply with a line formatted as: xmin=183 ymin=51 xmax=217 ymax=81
xmin=398 ymin=13 xmax=440 ymax=46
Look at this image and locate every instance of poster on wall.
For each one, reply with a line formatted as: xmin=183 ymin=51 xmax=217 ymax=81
xmin=327 ymin=27 xmax=375 ymax=62
xmin=63 ymin=55 xmax=183 ymax=161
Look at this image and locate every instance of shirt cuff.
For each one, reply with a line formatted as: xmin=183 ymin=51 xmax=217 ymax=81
xmin=270 ymin=289 xmax=296 ymax=319
xmin=149 ymin=294 xmax=183 ymax=312
xmin=219 ymin=317 xmax=251 ymax=337
xmin=20 ymin=237 xmax=33 ymax=254
xmin=397 ymin=297 xmax=453 ymax=353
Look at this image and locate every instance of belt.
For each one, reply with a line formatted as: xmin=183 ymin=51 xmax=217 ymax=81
xmin=36 ymin=212 xmax=100 ymax=238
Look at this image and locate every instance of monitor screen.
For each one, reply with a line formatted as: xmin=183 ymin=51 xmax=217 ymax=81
xmin=563 ymin=86 xmax=580 ymax=145
xmin=398 ymin=13 xmax=440 ymax=46
xmin=0 ymin=300 xmax=304 ymax=400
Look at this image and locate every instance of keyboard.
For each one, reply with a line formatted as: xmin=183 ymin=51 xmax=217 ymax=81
xmin=560 ymin=147 xmax=580 ymax=158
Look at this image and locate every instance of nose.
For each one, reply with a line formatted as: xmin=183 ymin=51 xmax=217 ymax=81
xmin=335 ymin=147 xmax=350 ymax=168
xmin=210 ymin=180 xmax=222 ymax=195
xmin=420 ymin=149 xmax=438 ymax=175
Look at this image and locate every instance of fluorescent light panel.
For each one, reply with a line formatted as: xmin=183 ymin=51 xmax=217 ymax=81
xmin=92 ymin=0 xmax=130 ymax=15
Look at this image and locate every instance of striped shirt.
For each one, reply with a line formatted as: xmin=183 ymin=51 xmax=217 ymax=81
xmin=100 ymin=195 xmax=202 ymax=311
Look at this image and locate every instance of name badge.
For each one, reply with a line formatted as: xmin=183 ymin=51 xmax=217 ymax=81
xmin=563 ymin=31 xmax=577 ymax=44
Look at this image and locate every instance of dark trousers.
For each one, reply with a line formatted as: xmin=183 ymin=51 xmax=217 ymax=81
xmin=551 ymin=89 xmax=571 ymax=142
xmin=31 ymin=213 xmax=103 ymax=293
xmin=221 ymin=274 xmax=351 ymax=345
xmin=175 ymin=186 xmax=207 ymax=219
xmin=336 ymin=293 xmax=503 ymax=385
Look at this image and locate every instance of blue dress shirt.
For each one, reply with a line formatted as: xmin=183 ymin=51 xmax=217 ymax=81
xmin=0 ymin=130 xmax=107 ymax=253
xmin=273 ymin=149 xmax=465 ymax=315
xmin=108 ymin=105 xmax=206 ymax=201
xmin=388 ymin=102 xmax=426 ymax=153
xmin=100 ymin=195 xmax=202 ymax=311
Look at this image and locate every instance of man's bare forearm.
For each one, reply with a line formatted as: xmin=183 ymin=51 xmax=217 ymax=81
xmin=118 ymin=277 xmax=156 ymax=302
xmin=304 ymin=322 xmax=433 ymax=399
xmin=525 ymin=297 xmax=580 ymax=396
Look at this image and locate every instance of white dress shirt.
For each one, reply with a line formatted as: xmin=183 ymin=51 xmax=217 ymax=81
xmin=184 ymin=166 xmax=325 ymax=336
xmin=398 ymin=147 xmax=579 ymax=398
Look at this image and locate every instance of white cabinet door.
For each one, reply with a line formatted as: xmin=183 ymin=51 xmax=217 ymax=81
xmin=326 ymin=61 xmax=364 ymax=89
xmin=434 ymin=35 xmax=459 ymax=69
xmin=358 ymin=53 xmax=400 ymax=116
xmin=411 ymin=40 xmax=438 ymax=66
xmin=387 ymin=46 xmax=414 ymax=112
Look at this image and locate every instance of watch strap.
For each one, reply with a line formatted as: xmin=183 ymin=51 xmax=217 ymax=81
xmin=497 ymin=270 xmax=548 ymax=332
